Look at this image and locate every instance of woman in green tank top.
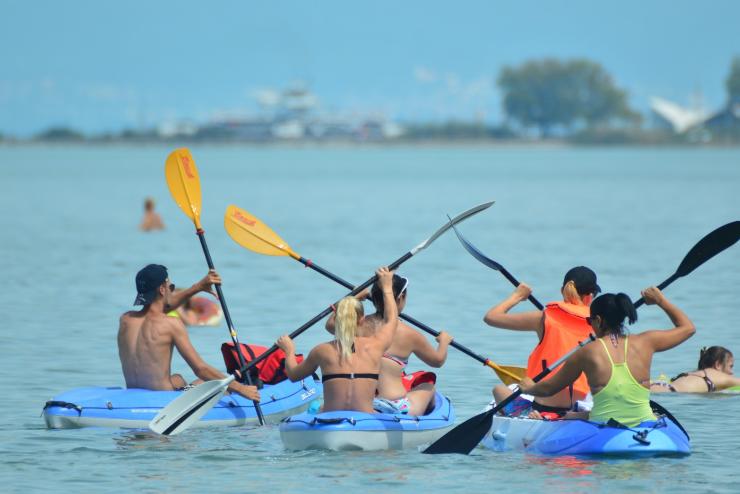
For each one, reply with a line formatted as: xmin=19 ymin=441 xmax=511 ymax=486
xmin=520 ymin=287 xmax=695 ymax=426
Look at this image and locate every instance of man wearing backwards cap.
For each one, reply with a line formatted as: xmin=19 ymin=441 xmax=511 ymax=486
xmin=117 ymin=264 xmax=260 ymax=401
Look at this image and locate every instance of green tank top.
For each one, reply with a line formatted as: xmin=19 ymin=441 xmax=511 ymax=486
xmin=589 ymin=336 xmax=656 ymax=427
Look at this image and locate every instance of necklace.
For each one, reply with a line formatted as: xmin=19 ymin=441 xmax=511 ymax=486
xmin=609 ymin=333 xmax=619 ymax=348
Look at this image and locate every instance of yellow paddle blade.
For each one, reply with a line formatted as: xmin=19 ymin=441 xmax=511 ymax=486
xmin=165 ymin=148 xmax=203 ymax=229
xmin=224 ymin=205 xmax=299 ymax=258
xmin=487 ymin=362 xmax=527 ymax=386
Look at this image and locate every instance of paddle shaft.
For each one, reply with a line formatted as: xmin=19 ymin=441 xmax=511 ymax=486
xmin=238 ymin=251 xmax=414 ymax=375
xmin=422 ymin=333 xmax=595 ymax=454
xmin=196 ymin=229 xmax=265 ymax=425
xmin=296 ymin=256 xmax=510 ymax=373
xmin=496 ymin=264 xmax=544 ymax=310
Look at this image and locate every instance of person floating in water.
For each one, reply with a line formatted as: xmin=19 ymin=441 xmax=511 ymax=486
xmin=651 ymin=346 xmax=740 ymax=393
xmin=139 ymin=197 xmax=165 ymax=231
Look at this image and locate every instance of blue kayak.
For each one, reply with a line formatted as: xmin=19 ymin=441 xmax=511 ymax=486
xmin=482 ymin=413 xmax=690 ymax=457
xmin=279 ymin=392 xmax=455 ymax=451
xmin=43 ymin=378 xmax=321 ymax=430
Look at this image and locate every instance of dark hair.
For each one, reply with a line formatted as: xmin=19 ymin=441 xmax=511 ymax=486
xmin=589 ymin=293 xmax=637 ymax=335
xmin=370 ymin=274 xmax=408 ymax=313
xmin=697 ymin=346 xmax=733 ymax=370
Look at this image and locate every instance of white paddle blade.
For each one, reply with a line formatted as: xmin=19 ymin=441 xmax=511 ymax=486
xmin=149 ymin=377 xmax=233 ymax=435
xmin=411 ymin=200 xmax=494 ymax=254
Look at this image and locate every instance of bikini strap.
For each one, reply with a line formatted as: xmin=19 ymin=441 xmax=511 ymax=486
xmin=598 ymin=338 xmax=615 ymax=365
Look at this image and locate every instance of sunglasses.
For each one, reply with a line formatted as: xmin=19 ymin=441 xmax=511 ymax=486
xmin=168 ymin=283 xmax=175 ymax=292
xmin=398 ymin=277 xmax=410 ymax=296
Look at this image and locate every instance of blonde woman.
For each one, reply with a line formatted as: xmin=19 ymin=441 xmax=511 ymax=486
xmin=325 ymin=274 xmax=452 ymax=416
xmin=485 ymin=266 xmax=600 ymax=418
xmin=276 ymin=267 xmax=398 ymax=413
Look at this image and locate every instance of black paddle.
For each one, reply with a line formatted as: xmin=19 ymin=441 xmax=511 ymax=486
xmin=423 ymin=334 xmax=596 ymax=454
xmin=235 ymin=201 xmax=493 ymax=380
xmin=423 ymin=220 xmax=740 ymax=454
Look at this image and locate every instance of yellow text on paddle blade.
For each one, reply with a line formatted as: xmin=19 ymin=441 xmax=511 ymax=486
xmin=224 ymin=205 xmax=299 ymax=258
xmin=165 ymin=148 xmax=203 ymax=229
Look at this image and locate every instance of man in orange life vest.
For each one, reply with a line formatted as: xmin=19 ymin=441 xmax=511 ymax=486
xmin=484 ymin=266 xmax=600 ymax=418
xmin=117 ymin=264 xmax=259 ymax=401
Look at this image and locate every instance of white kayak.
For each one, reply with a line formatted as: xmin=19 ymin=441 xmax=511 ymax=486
xmin=280 ymin=392 xmax=455 ymax=451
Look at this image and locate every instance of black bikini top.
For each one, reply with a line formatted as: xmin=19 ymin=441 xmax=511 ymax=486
xmin=322 ymin=342 xmax=379 ymax=382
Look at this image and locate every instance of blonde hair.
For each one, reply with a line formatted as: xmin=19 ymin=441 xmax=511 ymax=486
xmin=563 ymin=280 xmax=587 ymax=306
xmin=335 ymin=296 xmax=364 ymax=362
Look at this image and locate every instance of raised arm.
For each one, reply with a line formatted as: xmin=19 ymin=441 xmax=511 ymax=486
xmin=638 ymin=287 xmax=695 ymax=353
xmin=276 ymin=335 xmax=320 ymax=381
xmin=411 ymin=329 xmax=453 ymax=368
xmin=518 ymin=351 xmax=585 ymax=397
xmin=166 ymin=270 xmax=220 ymax=312
xmin=484 ymin=283 xmax=544 ymax=335
xmin=170 ymin=320 xmax=259 ymax=400
xmin=372 ymin=267 xmax=399 ymax=349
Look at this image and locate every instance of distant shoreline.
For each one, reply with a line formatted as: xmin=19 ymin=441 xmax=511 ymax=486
xmin=2 ymin=138 xmax=739 ymax=149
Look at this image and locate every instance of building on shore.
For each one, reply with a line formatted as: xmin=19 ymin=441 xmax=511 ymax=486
xmin=158 ymin=84 xmax=404 ymax=142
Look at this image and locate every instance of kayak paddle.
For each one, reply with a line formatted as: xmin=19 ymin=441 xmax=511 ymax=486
xmin=225 ymin=205 xmax=524 ymax=385
xmin=158 ymin=147 xmax=265 ymax=429
xmin=152 ymin=199 xmax=494 ymax=435
xmin=149 ymin=377 xmax=232 ymax=435
xmin=452 ymin=220 xmax=740 ymax=310
xmin=423 ymin=334 xmax=596 ymax=455
xmin=632 ymin=220 xmax=740 ymax=308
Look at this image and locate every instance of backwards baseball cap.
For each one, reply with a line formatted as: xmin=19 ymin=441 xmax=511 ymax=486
xmin=134 ymin=264 xmax=169 ymax=306
xmin=563 ymin=266 xmax=600 ymax=296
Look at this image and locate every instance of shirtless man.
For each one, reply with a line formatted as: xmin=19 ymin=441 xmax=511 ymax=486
xmin=117 ymin=264 xmax=259 ymax=401
xmin=139 ymin=197 xmax=165 ymax=231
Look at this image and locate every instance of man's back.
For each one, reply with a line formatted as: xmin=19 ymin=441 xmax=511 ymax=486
xmin=118 ymin=309 xmax=178 ymax=390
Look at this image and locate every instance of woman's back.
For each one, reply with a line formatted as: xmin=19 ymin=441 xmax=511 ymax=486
xmin=584 ymin=335 xmax=655 ymax=426
xmin=314 ymin=336 xmax=386 ymax=413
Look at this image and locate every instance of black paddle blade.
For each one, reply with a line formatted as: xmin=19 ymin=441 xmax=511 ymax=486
xmin=675 ymin=221 xmax=740 ymax=277
xmin=449 ymin=221 xmax=504 ymax=272
xmin=423 ymin=409 xmax=494 ymax=455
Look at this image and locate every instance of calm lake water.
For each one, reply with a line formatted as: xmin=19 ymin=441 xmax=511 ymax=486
xmin=1 ymin=145 xmax=738 ymax=493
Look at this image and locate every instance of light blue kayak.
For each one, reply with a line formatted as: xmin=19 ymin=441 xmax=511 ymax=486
xmin=280 ymin=392 xmax=455 ymax=451
xmin=43 ymin=378 xmax=321 ymax=430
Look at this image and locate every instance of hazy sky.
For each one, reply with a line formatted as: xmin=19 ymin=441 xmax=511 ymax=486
xmin=2 ymin=0 xmax=739 ymax=135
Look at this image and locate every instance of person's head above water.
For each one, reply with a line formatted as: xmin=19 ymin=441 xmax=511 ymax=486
xmin=133 ymin=264 xmax=173 ymax=306
xmin=144 ymin=197 xmax=155 ymax=212
xmin=561 ymin=266 xmax=601 ymax=306
xmin=370 ymin=274 xmax=409 ymax=312
xmin=334 ymin=296 xmax=364 ymax=362
xmin=698 ymin=346 xmax=734 ymax=374
xmin=587 ymin=292 xmax=637 ymax=337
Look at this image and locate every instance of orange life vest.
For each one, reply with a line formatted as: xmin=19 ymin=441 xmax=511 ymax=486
xmin=526 ymin=301 xmax=592 ymax=403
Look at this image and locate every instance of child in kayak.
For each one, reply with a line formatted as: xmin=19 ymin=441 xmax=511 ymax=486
xmin=485 ymin=266 xmax=600 ymax=418
xmin=651 ymin=346 xmax=740 ymax=393
xmin=519 ymin=287 xmax=695 ymax=427
xmin=276 ymin=267 xmax=398 ymax=414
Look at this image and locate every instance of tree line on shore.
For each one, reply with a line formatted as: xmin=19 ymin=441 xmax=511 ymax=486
xmin=4 ymin=56 xmax=740 ymax=145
